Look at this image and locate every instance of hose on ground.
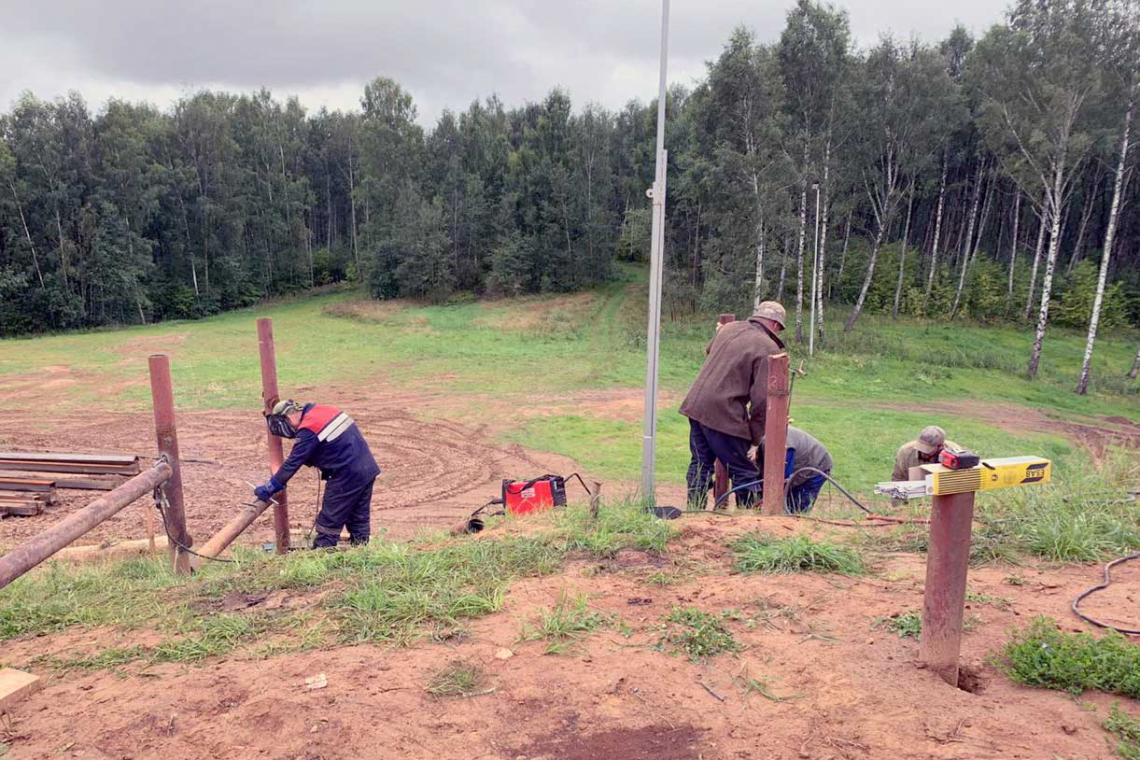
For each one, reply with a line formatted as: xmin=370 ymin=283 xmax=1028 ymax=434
xmin=1071 ymin=553 xmax=1140 ymax=635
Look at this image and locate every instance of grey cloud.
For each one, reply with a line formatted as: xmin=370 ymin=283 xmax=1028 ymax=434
xmin=3 ymin=0 xmax=1002 ymax=122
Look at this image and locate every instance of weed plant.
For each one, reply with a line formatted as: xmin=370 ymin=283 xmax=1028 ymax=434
xmin=520 ymin=590 xmax=608 ymax=654
xmin=658 ymin=607 xmax=740 ymax=661
xmin=732 ymin=533 xmax=865 ymax=575
xmin=1105 ymin=704 xmax=1140 ymax=760
xmin=1002 ymin=617 xmax=1140 ymax=698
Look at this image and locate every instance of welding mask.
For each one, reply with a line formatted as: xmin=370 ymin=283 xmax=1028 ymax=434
xmin=266 ymin=399 xmax=302 ymax=439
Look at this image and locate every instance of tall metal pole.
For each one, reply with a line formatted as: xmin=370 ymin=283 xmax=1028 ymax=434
xmin=148 ymin=355 xmax=192 ymax=574
xmin=257 ymin=318 xmax=290 ymax=554
xmin=639 ymin=0 xmax=672 ymax=504
xmin=809 ymin=183 xmax=820 ymax=358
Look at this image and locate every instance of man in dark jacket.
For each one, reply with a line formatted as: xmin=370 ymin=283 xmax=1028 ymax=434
xmin=680 ymin=301 xmax=786 ymax=508
xmin=255 ymin=400 xmax=381 ymax=548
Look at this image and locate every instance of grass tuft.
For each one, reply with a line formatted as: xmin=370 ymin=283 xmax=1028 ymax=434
xmin=1105 ymin=704 xmax=1140 ymax=760
xmin=732 ymin=533 xmax=865 ymax=575
xmin=425 ymin=662 xmax=488 ymax=697
xmin=874 ymin=612 xmax=923 ymax=639
xmin=658 ymin=607 xmax=740 ymax=661
xmin=545 ymin=500 xmax=676 ymax=556
xmin=520 ymin=590 xmax=608 ymax=654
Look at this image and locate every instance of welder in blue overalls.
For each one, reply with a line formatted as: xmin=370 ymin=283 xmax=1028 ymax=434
xmin=254 ymin=399 xmax=381 ymax=548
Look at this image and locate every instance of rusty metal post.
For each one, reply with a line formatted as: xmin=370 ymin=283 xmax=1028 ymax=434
xmin=149 ymin=355 xmax=192 ymax=574
xmin=257 ymin=318 xmax=290 ymax=554
xmin=0 ymin=461 xmax=172 ymax=590
xmin=709 ymin=314 xmax=736 ymax=509
xmin=194 ymin=499 xmax=271 ymax=563
xmin=760 ymin=353 xmax=791 ymax=516
xmin=920 ymin=491 xmax=976 ymax=686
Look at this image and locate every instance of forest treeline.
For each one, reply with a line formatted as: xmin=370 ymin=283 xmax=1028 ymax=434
xmin=1 ymin=0 xmax=1138 ymax=390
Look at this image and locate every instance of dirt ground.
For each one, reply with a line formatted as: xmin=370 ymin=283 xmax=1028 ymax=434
xmin=0 ymin=516 xmax=1137 ymax=760
xmin=0 ymin=382 xmax=613 ymax=551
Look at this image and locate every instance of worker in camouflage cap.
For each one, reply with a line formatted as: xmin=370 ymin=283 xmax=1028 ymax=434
xmin=892 ymin=425 xmax=960 ymax=483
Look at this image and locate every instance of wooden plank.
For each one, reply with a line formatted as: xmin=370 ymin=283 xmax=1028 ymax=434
xmin=0 ymin=477 xmax=55 ymax=492
xmin=0 ymin=668 xmax=43 ymax=712
xmin=0 ymin=452 xmax=140 ymax=466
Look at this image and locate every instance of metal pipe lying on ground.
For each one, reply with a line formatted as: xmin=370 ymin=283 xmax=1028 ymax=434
xmin=0 ymin=461 xmax=172 ymax=590
xmin=193 ymin=499 xmax=272 ymax=563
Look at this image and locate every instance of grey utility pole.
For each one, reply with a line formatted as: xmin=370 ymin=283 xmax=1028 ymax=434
xmin=639 ymin=0 xmax=671 ymax=504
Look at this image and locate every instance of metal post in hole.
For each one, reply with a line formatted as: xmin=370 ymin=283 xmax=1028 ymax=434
xmin=920 ymin=491 xmax=976 ymax=686
xmin=257 ymin=318 xmax=290 ymax=554
xmin=711 ymin=313 xmax=736 ymax=509
xmin=148 ymin=355 xmax=192 ymax=574
xmin=760 ymin=353 xmax=791 ymax=516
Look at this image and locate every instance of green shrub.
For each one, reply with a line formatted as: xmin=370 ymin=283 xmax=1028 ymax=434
xmin=1002 ymin=617 xmax=1140 ymax=698
xmin=658 ymin=607 xmax=740 ymax=661
xmin=1105 ymin=704 xmax=1140 ymax=760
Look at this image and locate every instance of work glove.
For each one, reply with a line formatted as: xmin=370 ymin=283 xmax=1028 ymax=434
xmin=254 ymin=476 xmax=284 ymax=503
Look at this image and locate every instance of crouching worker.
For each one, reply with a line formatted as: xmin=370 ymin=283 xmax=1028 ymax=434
xmin=758 ymin=426 xmax=833 ymax=513
xmin=255 ymin=400 xmax=381 ymax=548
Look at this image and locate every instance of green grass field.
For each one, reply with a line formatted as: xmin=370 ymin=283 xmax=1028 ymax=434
xmin=1 ymin=266 xmax=1136 ymax=492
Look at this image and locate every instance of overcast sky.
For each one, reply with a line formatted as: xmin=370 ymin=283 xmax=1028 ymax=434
xmin=3 ymin=0 xmax=1003 ymax=125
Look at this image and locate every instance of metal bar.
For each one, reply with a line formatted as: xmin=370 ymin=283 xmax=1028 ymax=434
xmin=760 ymin=353 xmax=791 ymax=516
xmin=148 ymin=355 xmax=192 ymax=574
xmin=195 ymin=500 xmax=272 ymax=562
xmin=0 ymin=462 xmax=140 ymax=475
xmin=638 ymin=0 xmax=671 ymax=506
xmin=0 ymin=479 xmax=55 ymax=492
xmin=711 ymin=314 xmax=736 ymax=509
xmin=0 ymin=461 xmax=172 ymax=590
xmin=54 ymin=478 xmax=120 ymax=491
xmin=257 ymin=318 xmax=290 ymax=554
xmin=920 ymin=491 xmax=976 ymax=686
xmin=0 ymin=452 xmax=139 ymax=466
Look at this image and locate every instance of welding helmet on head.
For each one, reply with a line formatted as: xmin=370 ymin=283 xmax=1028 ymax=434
xmin=266 ymin=399 xmax=303 ymax=439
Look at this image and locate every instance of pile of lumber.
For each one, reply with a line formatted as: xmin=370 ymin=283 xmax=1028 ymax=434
xmin=0 ymin=453 xmax=140 ymax=518
xmin=0 ymin=452 xmax=140 ymax=476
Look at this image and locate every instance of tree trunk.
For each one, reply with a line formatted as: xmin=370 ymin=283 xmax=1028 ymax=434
xmin=834 ymin=212 xmax=852 ymax=300
xmin=1024 ymin=205 xmax=1047 ymax=320
xmin=950 ymin=163 xmax=985 ymax=318
xmin=1065 ymin=173 xmax=1099 ymax=277
xmin=794 ymin=172 xmax=808 ymax=343
xmin=9 ymin=182 xmax=45 ymax=288
xmin=926 ymin=156 xmax=948 ymax=297
xmin=816 ymin=152 xmax=831 ymax=346
xmin=777 ymin=236 xmax=790 ymax=302
xmin=54 ymin=208 xmax=69 ymax=289
xmin=1007 ymin=192 xmax=1022 ymax=297
xmin=844 ymin=222 xmax=884 ymax=333
xmin=326 ymin=171 xmax=332 ymax=251
xmin=1076 ymin=93 xmax=1132 ymax=395
xmin=1027 ymin=165 xmax=1068 ymax=378
xmin=1129 ymin=346 xmax=1140 ymax=380
xmin=753 ymin=215 xmax=766 ymax=310
xmin=348 ymin=160 xmax=359 ymax=274
xmin=892 ymin=186 xmax=915 ymax=319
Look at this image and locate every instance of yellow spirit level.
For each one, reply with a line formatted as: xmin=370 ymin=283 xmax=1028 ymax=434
xmin=920 ymin=456 xmax=1052 ymax=496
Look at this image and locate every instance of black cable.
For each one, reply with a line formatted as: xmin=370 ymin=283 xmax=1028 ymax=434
xmin=151 ymin=487 xmax=236 ymax=564
xmin=708 ymin=468 xmax=877 ymax=515
xmin=563 ymin=473 xmax=593 ymax=496
xmin=1071 ymin=553 xmax=1140 ymax=635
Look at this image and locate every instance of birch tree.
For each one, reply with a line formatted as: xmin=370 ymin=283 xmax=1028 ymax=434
xmin=974 ymin=0 xmax=1101 ymax=377
xmin=1076 ymin=0 xmax=1138 ymax=394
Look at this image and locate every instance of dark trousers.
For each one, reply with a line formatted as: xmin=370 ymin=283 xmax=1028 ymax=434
xmin=686 ymin=419 xmax=760 ymax=508
xmin=314 ymin=476 xmax=376 ymax=548
xmin=786 ymin=472 xmax=827 ymax=514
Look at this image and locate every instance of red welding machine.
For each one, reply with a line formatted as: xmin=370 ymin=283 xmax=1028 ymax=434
xmin=501 ymin=475 xmax=569 ymax=515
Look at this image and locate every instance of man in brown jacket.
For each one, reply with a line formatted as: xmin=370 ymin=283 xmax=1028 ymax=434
xmin=679 ymin=301 xmax=786 ymax=508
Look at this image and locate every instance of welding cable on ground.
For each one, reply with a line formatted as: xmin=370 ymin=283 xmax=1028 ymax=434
xmin=1071 ymin=553 xmax=1140 ymax=635
xmin=151 ymin=487 xmax=237 ymax=564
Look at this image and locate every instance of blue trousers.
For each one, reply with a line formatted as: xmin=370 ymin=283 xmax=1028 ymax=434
xmin=314 ymin=475 xmax=375 ymax=548
xmin=786 ymin=473 xmax=827 ymax=514
xmin=686 ymin=419 xmax=761 ymax=508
